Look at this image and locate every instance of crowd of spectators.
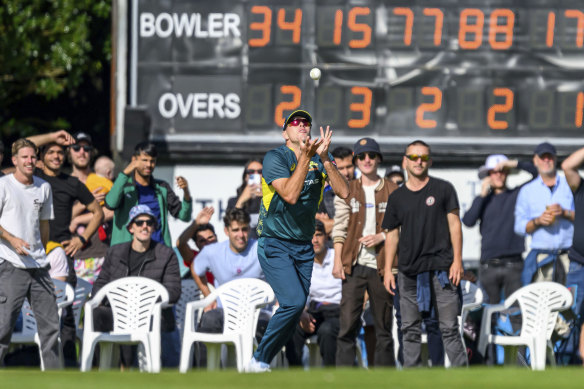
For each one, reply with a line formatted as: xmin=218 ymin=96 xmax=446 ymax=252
xmin=0 ymin=129 xmax=583 ymax=370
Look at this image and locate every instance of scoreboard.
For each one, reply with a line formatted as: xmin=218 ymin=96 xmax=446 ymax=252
xmin=129 ymin=0 xmax=584 ymax=161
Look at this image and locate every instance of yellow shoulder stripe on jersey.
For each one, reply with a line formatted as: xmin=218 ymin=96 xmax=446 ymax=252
xmin=261 ymin=176 xmax=277 ymax=212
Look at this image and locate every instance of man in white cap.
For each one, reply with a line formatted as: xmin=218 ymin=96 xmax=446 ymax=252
xmin=462 ymin=154 xmax=537 ymax=361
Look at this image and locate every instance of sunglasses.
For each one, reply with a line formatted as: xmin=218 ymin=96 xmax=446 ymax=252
xmin=246 ymin=169 xmax=262 ymax=175
xmin=405 ymin=154 xmax=430 ymax=162
xmin=134 ymin=219 xmax=155 ymax=227
xmin=70 ymin=144 xmax=92 ymax=152
xmin=288 ymin=118 xmax=311 ymax=127
xmin=356 ymin=152 xmax=379 ymax=161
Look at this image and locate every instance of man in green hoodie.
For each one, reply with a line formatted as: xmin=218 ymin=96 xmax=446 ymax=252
xmin=105 ymin=141 xmax=192 ymax=247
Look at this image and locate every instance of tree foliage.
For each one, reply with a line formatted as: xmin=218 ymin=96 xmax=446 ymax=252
xmin=0 ymin=0 xmax=111 ymax=138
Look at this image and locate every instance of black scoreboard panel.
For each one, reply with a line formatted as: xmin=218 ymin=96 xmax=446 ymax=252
xmin=131 ymin=0 xmax=584 ymax=161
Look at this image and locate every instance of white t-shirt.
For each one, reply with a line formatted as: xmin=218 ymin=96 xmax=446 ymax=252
xmin=0 ymin=174 xmax=54 ymax=268
xmin=47 ymin=246 xmax=69 ymax=278
xmin=357 ymin=183 xmax=378 ymax=269
xmin=309 ymin=248 xmax=342 ymax=305
xmin=194 ymin=239 xmax=263 ymax=287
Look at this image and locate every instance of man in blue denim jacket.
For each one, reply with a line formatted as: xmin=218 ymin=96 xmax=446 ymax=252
xmin=514 ymin=142 xmax=575 ymax=285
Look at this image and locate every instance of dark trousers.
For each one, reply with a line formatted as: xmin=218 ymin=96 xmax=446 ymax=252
xmin=398 ymin=272 xmax=467 ymax=368
xmin=479 ymin=259 xmax=523 ymax=363
xmin=285 ymin=302 xmax=340 ymax=367
xmin=0 ymin=262 xmax=61 ymax=369
xmin=336 ymin=264 xmax=395 ymax=367
xmin=394 ymin=277 xmax=445 ymax=366
xmin=61 ymin=255 xmax=78 ymax=366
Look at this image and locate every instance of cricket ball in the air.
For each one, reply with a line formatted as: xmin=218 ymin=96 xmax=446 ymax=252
xmin=310 ymin=67 xmax=321 ymax=80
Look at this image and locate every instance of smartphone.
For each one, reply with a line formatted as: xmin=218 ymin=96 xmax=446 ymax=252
xmin=248 ymin=174 xmax=261 ymax=186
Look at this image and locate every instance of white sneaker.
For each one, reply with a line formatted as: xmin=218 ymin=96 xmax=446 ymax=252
xmin=245 ymin=357 xmax=271 ymax=373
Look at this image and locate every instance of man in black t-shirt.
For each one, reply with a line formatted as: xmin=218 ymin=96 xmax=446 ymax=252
xmin=561 ymin=147 xmax=584 ymax=364
xmin=382 ymin=140 xmax=467 ymax=368
xmin=28 ymin=130 xmax=104 ymax=367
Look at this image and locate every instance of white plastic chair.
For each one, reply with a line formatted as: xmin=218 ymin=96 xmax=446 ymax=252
xmin=73 ymin=278 xmax=93 ymax=342
xmin=477 ymin=281 xmax=573 ymax=370
xmin=175 ymin=279 xmax=204 ymax=341
xmin=10 ymin=279 xmax=74 ymax=370
xmin=179 ymin=278 xmax=275 ymax=373
xmin=79 ymin=277 xmax=170 ymax=373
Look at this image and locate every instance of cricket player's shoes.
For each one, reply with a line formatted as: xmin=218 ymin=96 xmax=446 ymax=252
xmin=245 ymin=357 xmax=271 ymax=373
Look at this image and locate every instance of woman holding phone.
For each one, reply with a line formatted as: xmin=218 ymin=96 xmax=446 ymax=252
xmin=227 ymin=158 xmax=263 ymax=239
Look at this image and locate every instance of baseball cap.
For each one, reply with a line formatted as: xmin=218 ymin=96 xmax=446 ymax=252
xmin=126 ymin=204 xmax=157 ymax=231
xmin=385 ymin=165 xmax=404 ymax=178
xmin=478 ymin=154 xmax=508 ymax=179
xmin=282 ymin=110 xmax=312 ymax=131
xmin=74 ymin=132 xmax=93 ymax=145
xmin=534 ymin=142 xmax=556 ymax=157
xmin=353 ymin=137 xmax=383 ymax=162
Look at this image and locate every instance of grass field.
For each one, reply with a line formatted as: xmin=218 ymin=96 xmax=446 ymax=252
xmin=2 ymin=367 xmax=584 ymax=389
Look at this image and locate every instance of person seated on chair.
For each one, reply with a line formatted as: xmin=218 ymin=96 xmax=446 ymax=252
xmin=192 ymin=208 xmax=268 ymax=364
xmin=176 ymin=206 xmax=217 ymax=281
xmin=91 ymin=204 xmax=181 ymax=367
xmin=285 ymin=220 xmax=341 ymax=367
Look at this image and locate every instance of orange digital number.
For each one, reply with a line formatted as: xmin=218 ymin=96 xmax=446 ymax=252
xmin=415 ymin=87 xmax=442 ymax=128
xmin=348 ymin=87 xmax=372 ymax=128
xmin=489 ymin=9 xmax=514 ymax=50
xmin=459 ymin=8 xmax=484 ymax=50
xmin=576 ymin=92 xmax=584 ymax=128
xmin=565 ymin=10 xmax=584 ymax=48
xmin=275 ymin=86 xmax=302 ymax=128
xmin=393 ymin=7 xmax=414 ymax=46
xmin=547 ymin=12 xmax=556 ymax=47
xmin=249 ymin=6 xmax=272 ymax=47
xmin=424 ymin=8 xmax=444 ymax=46
xmin=347 ymin=7 xmax=371 ymax=48
xmin=333 ymin=10 xmax=343 ymax=45
xmin=487 ymin=88 xmax=514 ymax=130
xmin=277 ymin=8 xmax=302 ymax=44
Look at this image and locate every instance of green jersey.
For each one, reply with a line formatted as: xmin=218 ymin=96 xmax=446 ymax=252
xmin=257 ymin=145 xmax=331 ymax=242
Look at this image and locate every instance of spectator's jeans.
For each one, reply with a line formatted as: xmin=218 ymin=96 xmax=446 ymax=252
xmin=565 ymin=261 xmax=584 ymax=363
xmin=0 ymin=261 xmax=61 ymax=369
xmin=336 ymin=264 xmax=395 ymax=367
xmin=398 ymin=272 xmax=467 ymax=368
xmin=285 ymin=302 xmax=340 ymax=367
xmin=394 ymin=277 xmax=444 ymax=366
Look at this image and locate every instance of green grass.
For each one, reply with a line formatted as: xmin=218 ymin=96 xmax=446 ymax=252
xmin=1 ymin=367 xmax=584 ymax=389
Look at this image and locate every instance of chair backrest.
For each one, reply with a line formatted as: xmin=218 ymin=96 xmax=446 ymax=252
xmin=92 ymin=277 xmax=169 ymax=333
xmin=175 ymin=279 xmax=204 ymax=337
xmin=73 ymin=278 xmax=93 ymax=328
xmin=17 ymin=279 xmax=74 ymax=337
xmin=461 ymin=280 xmax=484 ymax=308
xmin=506 ymin=282 xmax=573 ymax=340
xmin=214 ymin=278 xmax=275 ymax=336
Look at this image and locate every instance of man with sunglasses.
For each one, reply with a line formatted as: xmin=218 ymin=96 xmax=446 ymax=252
xmin=462 ymin=154 xmax=537 ymax=361
xmin=382 ymin=140 xmax=468 ymax=368
xmin=332 ymin=137 xmax=397 ymax=367
xmin=514 ymin=143 xmax=574 ymax=286
xmin=92 ymin=204 xmax=181 ymax=368
xmin=68 ymin=132 xmax=114 ymax=284
xmin=248 ymin=110 xmax=349 ymax=372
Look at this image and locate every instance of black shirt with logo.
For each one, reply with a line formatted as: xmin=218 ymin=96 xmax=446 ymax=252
xmin=382 ymin=176 xmax=459 ymax=276
xmin=35 ymin=168 xmax=95 ymax=243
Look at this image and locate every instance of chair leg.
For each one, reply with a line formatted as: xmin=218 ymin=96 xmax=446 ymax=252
xmin=80 ymin=338 xmax=97 ymax=372
xmin=531 ymin=340 xmax=547 ymax=371
xmin=206 ymin=343 xmax=221 ymax=370
xmin=99 ymin=343 xmax=114 ymax=370
xmin=179 ymin=340 xmax=194 ymax=373
xmin=547 ymin=342 xmax=556 ymax=368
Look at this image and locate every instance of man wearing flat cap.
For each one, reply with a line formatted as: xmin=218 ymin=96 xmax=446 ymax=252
xmin=514 ymin=142 xmax=575 ymax=286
